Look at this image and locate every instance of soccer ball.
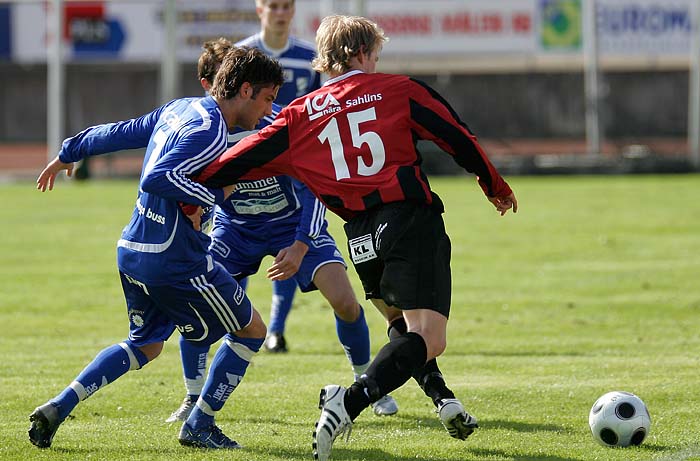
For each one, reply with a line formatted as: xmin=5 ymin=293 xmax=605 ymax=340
xmin=588 ymin=391 xmax=651 ymax=447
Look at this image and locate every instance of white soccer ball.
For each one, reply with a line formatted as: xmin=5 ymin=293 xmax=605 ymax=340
xmin=588 ymin=391 xmax=651 ymax=447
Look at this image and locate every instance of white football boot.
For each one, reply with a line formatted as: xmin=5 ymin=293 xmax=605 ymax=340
xmin=166 ymin=396 xmax=196 ymax=423
xmin=371 ymin=394 xmax=399 ymax=416
xmin=313 ymin=385 xmax=353 ymax=461
xmin=437 ymin=398 xmax=479 ymax=440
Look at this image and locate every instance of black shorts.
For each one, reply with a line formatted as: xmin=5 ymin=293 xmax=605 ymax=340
xmin=343 ymin=201 xmax=451 ymax=317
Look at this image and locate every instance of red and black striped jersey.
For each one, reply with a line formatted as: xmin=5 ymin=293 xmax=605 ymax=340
xmin=198 ymin=70 xmax=512 ymax=221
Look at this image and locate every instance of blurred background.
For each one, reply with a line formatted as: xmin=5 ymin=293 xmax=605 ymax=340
xmin=0 ymin=0 xmax=698 ymax=179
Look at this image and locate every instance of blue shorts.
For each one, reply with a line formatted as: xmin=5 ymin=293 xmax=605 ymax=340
xmin=119 ymin=262 xmax=253 ymax=348
xmin=208 ymin=219 xmax=346 ymax=293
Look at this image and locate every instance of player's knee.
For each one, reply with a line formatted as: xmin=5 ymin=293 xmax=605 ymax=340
xmin=236 ymin=308 xmax=267 ymax=339
xmin=120 ymin=340 xmax=156 ymax=370
xmin=137 ymin=341 xmax=164 ymax=361
xmin=331 ymin=297 xmax=360 ymax=322
xmin=393 ymin=320 xmax=444 ymax=359
xmin=423 ymin=335 xmax=446 ymax=360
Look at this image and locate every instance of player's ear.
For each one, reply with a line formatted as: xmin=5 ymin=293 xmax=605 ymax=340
xmin=240 ymin=82 xmax=252 ymax=98
xmin=358 ymin=45 xmax=373 ymax=64
xmin=200 ymin=78 xmax=211 ymax=92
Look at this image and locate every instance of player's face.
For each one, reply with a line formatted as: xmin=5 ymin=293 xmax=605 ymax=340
xmin=258 ymin=0 xmax=295 ymax=35
xmin=240 ymin=85 xmax=279 ymax=130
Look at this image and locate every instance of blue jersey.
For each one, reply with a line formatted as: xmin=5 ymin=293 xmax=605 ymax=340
xmin=58 ymin=96 xmax=229 ymax=284
xmin=236 ymin=33 xmax=321 ymax=105
xmin=218 ymin=103 xmax=326 ymax=248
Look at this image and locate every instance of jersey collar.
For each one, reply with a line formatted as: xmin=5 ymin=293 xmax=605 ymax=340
xmin=323 ymin=70 xmax=365 ymax=86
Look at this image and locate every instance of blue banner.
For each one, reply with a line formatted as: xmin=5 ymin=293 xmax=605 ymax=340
xmin=0 ymin=5 xmax=10 ymax=60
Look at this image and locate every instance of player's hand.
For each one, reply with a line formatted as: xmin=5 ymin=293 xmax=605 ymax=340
xmin=267 ymin=240 xmax=308 ymax=281
xmin=488 ymin=192 xmax=518 ymax=216
xmin=185 ymin=205 xmax=203 ymax=231
xmin=37 ymin=156 xmax=74 ymax=192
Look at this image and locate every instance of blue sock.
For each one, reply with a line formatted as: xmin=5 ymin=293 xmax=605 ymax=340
xmin=187 ymin=334 xmax=264 ymax=429
xmin=51 ymin=342 xmax=148 ymax=421
xmin=179 ymin=335 xmax=211 ymax=397
xmin=268 ymin=278 xmax=297 ymax=334
xmin=335 ymin=306 xmax=371 ymax=374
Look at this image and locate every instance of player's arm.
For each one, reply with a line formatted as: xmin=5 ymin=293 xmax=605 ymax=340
xmin=141 ymin=125 xmax=231 ymax=208
xmin=293 ymin=178 xmax=326 ymax=246
xmin=407 ymin=78 xmax=517 ymax=214
xmin=37 ymin=108 xmax=163 ymax=192
xmin=196 ymin=115 xmax=294 ymax=188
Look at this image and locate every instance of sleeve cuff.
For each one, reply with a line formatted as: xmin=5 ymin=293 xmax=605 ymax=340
xmin=294 ymin=232 xmax=313 ymax=247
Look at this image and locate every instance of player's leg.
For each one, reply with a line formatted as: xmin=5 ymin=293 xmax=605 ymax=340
xmin=264 ymin=277 xmax=297 ymax=353
xmin=341 ymin=309 xmax=439 ymax=420
xmin=182 ymin=312 xmax=266 ymax=447
xmin=174 ymin=264 xmax=266 ymax=449
xmin=29 ymin=272 xmax=172 ymax=448
xmin=401 ymin=309 xmax=478 ymax=440
xmin=312 ymin=262 xmax=369 ymax=373
xmin=169 ymin=219 xmax=262 ymax=425
xmin=166 ymin=276 xmax=250 ymax=423
xmin=312 ymin=207 xmax=406 ymax=460
xmin=311 ymin=261 xmax=398 ymax=416
xmin=166 ymin=337 xmax=210 ymax=422
xmin=352 ymin=205 xmax=476 ymax=439
xmin=376 ymin=300 xmax=459 ymax=406
xmin=313 ymin=203 xmax=475 ymax=460
xmin=314 ymin=326 xmax=426 ymax=460
xmin=324 ymin=311 xmax=474 ymax=449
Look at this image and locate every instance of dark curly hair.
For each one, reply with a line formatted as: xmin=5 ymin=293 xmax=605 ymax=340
xmin=210 ymin=47 xmax=284 ymax=100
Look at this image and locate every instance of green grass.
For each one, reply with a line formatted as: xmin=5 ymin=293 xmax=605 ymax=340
xmin=1 ymin=175 xmax=699 ymax=460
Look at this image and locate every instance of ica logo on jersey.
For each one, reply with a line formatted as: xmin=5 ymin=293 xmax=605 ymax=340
xmin=306 ymin=93 xmax=341 ymax=121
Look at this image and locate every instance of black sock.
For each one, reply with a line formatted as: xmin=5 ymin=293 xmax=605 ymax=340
xmin=388 ymin=317 xmax=455 ymax=406
xmin=344 ymin=332 xmax=427 ymax=420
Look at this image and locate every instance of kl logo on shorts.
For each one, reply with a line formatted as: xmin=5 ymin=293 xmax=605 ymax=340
xmin=349 ymin=234 xmax=377 ymax=264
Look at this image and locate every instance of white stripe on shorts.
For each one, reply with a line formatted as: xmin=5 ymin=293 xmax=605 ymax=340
xmin=190 ymin=275 xmax=241 ymax=332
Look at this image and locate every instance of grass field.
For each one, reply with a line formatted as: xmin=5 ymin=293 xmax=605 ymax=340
xmin=1 ymin=174 xmax=699 ymax=461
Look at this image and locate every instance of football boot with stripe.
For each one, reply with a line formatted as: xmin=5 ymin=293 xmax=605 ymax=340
xmin=312 ymin=385 xmax=353 ymax=461
xmin=437 ymin=398 xmax=479 ymax=440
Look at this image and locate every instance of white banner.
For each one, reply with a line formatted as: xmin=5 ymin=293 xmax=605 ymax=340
xmin=7 ymin=0 xmax=698 ymax=63
xmin=294 ymin=0 xmax=538 ymax=55
xmin=597 ymin=0 xmax=692 ymax=55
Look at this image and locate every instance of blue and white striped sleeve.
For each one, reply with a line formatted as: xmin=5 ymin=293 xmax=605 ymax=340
xmin=140 ymin=115 xmax=229 ymax=207
xmin=58 ymin=107 xmax=162 ymax=163
xmin=293 ymin=178 xmax=327 ymax=247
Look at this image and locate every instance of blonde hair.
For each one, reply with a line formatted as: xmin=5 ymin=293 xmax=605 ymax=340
xmin=312 ymin=15 xmax=387 ymax=75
